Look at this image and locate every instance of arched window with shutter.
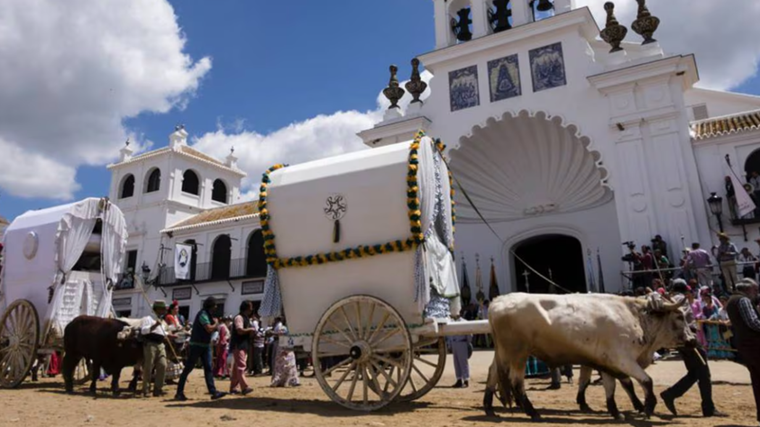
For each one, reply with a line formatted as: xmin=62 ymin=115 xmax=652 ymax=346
xmin=181 ymin=170 xmax=200 ymax=195
xmin=145 ymin=168 xmax=161 ymax=193
xmin=120 ymin=174 xmax=135 ymax=199
xmin=212 ymin=179 xmax=228 ymax=204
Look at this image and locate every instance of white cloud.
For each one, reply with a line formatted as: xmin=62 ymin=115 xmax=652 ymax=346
xmin=192 ymin=71 xmax=433 ymax=200
xmin=0 ymin=0 xmax=211 ymax=200
xmin=0 ymin=139 xmax=79 ymax=200
xmin=577 ymin=0 xmax=760 ymax=90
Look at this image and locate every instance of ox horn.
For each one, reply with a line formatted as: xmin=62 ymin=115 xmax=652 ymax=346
xmin=662 ymin=297 xmax=687 ymax=312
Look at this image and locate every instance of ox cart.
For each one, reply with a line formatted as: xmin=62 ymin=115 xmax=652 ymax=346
xmin=0 ymin=198 xmax=128 ymax=388
xmin=258 ymin=132 xmax=491 ymax=411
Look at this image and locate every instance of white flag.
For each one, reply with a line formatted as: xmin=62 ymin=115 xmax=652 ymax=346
xmin=175 ymin=243 xmax=193 ymax=280
xmin=730 ymin=173 xmax=756 ymax=218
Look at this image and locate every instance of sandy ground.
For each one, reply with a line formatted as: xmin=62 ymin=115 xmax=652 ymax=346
xmin=0 ymin=351 xmax=757 ymax=427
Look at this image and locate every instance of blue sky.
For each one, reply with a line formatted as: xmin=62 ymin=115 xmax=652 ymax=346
xmin=2 ymin=0 xmax=760 ymax=221
xmin=0 ymin=0 xmax=435 ymax=220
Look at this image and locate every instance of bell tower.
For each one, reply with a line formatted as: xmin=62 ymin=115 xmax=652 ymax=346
xmin=433 ymin=0 xmax=576 ymax=49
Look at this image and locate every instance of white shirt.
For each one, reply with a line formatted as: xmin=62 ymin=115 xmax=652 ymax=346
xmin=139 ymin=316 xmax=167 ymax=337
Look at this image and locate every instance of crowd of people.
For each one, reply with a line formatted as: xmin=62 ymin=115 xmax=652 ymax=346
xmin=132 ymin=297 xmax=300 ymax=402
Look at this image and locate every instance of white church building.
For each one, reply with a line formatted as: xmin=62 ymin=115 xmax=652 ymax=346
xmin=109 ymin=0 xmax=760 ymax=318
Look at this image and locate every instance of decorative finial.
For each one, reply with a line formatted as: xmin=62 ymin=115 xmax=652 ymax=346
xmin=600 ymin=2 xmax=627 ymax=53
xmin=125 ymin=138 xmax=130 ymax=147
xmin=382 ymin=65 xmax=405 ymax=110
xmin=631 ymin=0 xmax=660 ymax=45
xmin=175 ymin=124 xmax=185 ymax=131
xmin=405 ymin=58 xmax=427 ymax=104
xmin=230 ymin=146 xmax=235 ymax=155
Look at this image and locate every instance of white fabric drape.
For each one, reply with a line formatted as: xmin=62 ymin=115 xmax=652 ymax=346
xmin=414 ymin=138 xmax=460 ymax=315
xmin=55 ymin=199 xmax=99 ymax=281
xmin=98 ymin=203 xmax=127 ymax=318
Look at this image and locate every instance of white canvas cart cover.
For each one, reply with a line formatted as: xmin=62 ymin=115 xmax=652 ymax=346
xmin=0 ymin=198 xmax=128 ymax=341
xmin=259 ymin=134 xmax=459 ymax=336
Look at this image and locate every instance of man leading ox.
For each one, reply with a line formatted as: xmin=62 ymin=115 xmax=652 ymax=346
xmin=484 ymin=292 xmax=696 ymax=421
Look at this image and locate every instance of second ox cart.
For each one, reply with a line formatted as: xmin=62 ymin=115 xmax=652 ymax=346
xmin=258 ymin=132 xmax=491 ymax=411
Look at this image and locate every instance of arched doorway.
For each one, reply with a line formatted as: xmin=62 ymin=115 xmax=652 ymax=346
xmin=513 ymin=234 xmax=586 ymax=294
xmin=211 ymin=235 xmax=231 ymax=280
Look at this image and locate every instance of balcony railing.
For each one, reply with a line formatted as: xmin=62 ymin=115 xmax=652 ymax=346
xmin=156 ymin=258 xmax=266 ymax=286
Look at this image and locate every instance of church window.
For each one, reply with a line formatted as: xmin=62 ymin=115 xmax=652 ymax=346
xmin=120 ymin=174 xmax=135 ymax=199
xmin=181 ymin=170 xmax=200 ymax=195
xmin=145 ymin=168 xmax=161 ymax=193
xmin=212 ymin=179 xmax=228 ymax=204
xmin=246 ymin=230 xmax=267 ymax=278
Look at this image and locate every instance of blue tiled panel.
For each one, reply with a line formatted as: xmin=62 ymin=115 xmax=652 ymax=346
xmin=449 ymin=65 xmax=480 ymax=112
xmin=529 ymin=42 xmax=566 ymax=92
xmin=488 ymin=54 xmax=521 ymax=102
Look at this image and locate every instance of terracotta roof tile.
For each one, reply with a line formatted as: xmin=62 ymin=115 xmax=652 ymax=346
xmin=692 ymin=110 xmax=760 ymax=140
xmin=165 ymin=203 xmax=258 ymax=232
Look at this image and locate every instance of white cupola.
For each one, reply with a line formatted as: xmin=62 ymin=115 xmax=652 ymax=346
xmin=169 ymin=124 xmax=189 ymax=150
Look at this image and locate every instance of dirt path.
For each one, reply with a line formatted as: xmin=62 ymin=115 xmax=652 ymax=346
xmin=1 ymin=351 xmax=756 ymax=427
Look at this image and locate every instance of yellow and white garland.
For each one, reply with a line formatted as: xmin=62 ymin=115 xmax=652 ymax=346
xmin=258 ymin=130 xmax=455 ymax=270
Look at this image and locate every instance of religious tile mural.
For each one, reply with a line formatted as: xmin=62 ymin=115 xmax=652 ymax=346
xmin=529 ymin=42 xmax=567 ymax=93
xmin=449 ymin=65 xmax=480 ymax=112
xmin=488 ymin=54 xmax=521 ymax=102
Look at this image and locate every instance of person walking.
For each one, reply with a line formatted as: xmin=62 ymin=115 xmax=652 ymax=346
xmin=725 ymin=278 xmax=760 ymax=426
xmin=175 ymin=297 xmax=226 ymax=401
xmin=251 ymin=314 xmax=265 ymax=376
xmin=214 ymin=317 xmax=230 ymax=379
xmin=139 ymin=301 xmax=169 ymax=397
xmin=446 ymin=316 xmax=471 ymax=388
xmin=229 ymin=301 xmax=256 ymax=395
xmin=660 ymin=279 xmax=722 ymax=418
xmin=716 ymin=233 xmax=739 ymax=291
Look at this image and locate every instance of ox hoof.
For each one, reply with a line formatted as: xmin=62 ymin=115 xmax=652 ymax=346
xmin=579 ymin=404 xmax=592 ymax=413
xmin=485 ymin=408 xmax=497 ymax=418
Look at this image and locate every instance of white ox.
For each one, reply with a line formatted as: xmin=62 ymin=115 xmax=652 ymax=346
xmin=484 ymin=293 xmax=695 ymax=421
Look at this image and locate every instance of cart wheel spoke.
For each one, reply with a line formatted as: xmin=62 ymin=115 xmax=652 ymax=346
xmin=346 ymin=366 xmax=359 ymax=402
xmin=414 ymin=355 xmax=439 ymax=369
xmin=325 ymin=318 xmax=355 ymax=348
xmin=363 ymin=302 xmax=375 ymax=341
xmin=331 ymin=361 xmax=355 ymax=392
xmin=323 ymin=357 xmax=352 ymax=377
xmin=372 ymin=327 xmax=401 ymax=347
xmin=339 ymin=306 xmax=358 ymax=341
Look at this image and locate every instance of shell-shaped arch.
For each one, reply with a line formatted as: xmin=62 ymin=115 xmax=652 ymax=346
xmin=449 ymin=110 xmax=612 ymax=223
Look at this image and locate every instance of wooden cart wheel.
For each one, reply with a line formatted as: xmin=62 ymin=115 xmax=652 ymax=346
xmin=396 ymin=337 xmax=446 ymax=402
xmin=312 ymin=295 xmax=413 ymax=411
xmin=0 ymin=300 xmax=40 ymax=388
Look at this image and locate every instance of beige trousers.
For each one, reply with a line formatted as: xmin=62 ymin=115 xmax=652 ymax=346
xmin=143 ymin=341 xmax=167 ymax=395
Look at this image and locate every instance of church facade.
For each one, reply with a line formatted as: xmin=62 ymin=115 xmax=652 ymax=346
xmin=107 ymin=0 xmax=760 ymax=318
xmin=358 ymin=0 xmax=760 ymax=295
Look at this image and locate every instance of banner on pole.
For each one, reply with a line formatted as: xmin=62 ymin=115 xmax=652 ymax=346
xmin=175 ymin=243 xmax=193 ymax=280
xmin=730 ymin=173 xmax=756 ymax=218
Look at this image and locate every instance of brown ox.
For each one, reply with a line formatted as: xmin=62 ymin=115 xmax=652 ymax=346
xmin=63 ymin=316 xmax=143 ymax=396
xmin=484 ymin=293 xmax=694 ymax=421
